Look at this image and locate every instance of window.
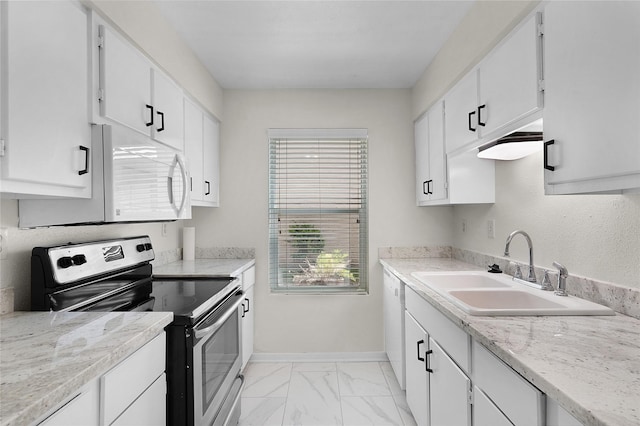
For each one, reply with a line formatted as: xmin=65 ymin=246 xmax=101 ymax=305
xmin=268 ymin=129 xmax=368 ymax=294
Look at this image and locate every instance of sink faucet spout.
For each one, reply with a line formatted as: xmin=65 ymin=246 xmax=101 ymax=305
xmin=504 ymin=230 xmax=537 ymax=283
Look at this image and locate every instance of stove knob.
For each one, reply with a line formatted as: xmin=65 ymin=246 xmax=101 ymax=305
xmin=57 ymin=257 xmax=73 ymax=269
xmin=136 ymin=244 xmax=146 ymax=252
xmin=72 ymin=254 xmax=87 ymax=266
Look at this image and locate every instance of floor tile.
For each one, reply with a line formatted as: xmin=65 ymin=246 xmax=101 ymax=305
xmin=341 ymin=396 xmax=404 ymax=425
xmin=242 ymin=362 xmax=292 ymax=398
xmin=292 ymin=362 xmax=337 ymax=372
xmin=337 ymin=362 xmax=391 ymax=397
xmin=239 ymin=397 xmax=287 ymax=425
xmin=282 ymin=371 xmax=342 ymax=425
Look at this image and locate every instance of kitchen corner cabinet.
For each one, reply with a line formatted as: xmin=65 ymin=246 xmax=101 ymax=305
xmin=0 ymin=1 xmax=92 ymax=198
xmin=383 ymin=268 xmax=405 ymax=389
xmin=415 ymin=102 xmax=447 ymax=205
xmin=38 ymin=332 xmax=166 ymax=426
xmin=543 ymin=1 xmax=640 ymax=194
xmin=184 ymin=97 xmax=220 ymax=207
xmin=240 ymin=266 xmax=256 ymax=369
xmin=444 ymin=13 xmax=543 ymax=155
xmin=96 ymin=22 xmax=184 ymax=151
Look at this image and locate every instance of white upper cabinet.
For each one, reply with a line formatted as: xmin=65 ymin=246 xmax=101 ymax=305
xmin=543 ymin=1 xmax=640 ymax=194
xmin=0 ymin=1 xmax=92 ymax=198
xmin=184 ymin=97 xmax=220 ymax=207
xmin=415 ymin=102 xmax=447 ymax=205
xmin=202 ymin=115 xmax=220 ymax=206
xmin=445 ymin=13 xmax=543 ymax=154
xmin=479 ymin=14 xmax=542 ymax=136
xmin=97 ymin=22 xmax=184 ymax=151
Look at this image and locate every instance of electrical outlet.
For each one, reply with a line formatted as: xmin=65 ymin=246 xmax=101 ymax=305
xmin=0 ymin=228 xmax=7 ymax=259
xmin=462 ymin=219 xmax=467 ymax=233
xmin=161 ymin=223 xmax=168 ymax=237
xmin=487 ymin=219 xmax=496 ymax=239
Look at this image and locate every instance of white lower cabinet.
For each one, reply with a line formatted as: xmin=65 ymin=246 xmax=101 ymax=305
xmin=404 ymin=286 xmax=555 ymax=426
xmin=404 ymin=287 xmax=471 ymax=426
xmin=404 ymin=311 xmax=429 ymax=426
xmin=38 ymin=332 xmax=166 ymax=426
xmin=472 ymin=340 xmax=544 ymax=426
xmin=473 ymin=385 xmax=513 ymax=426
xmin=241 ymin=266 xmax=256 ymax=369
xmin=383 ymin=268 xmax=405 ymax=389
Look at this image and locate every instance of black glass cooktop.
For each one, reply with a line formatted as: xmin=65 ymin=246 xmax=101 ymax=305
xmin=150 ymin=278 xmax=239 ymax=324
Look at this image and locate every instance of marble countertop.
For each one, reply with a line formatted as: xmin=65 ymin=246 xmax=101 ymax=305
xmin=152 ymin=258 xmax=255 ymax=278
xmin=0 ymin=311 xmax=173 ymax=426
xmin=380 ymin=258 xmax=640 ymax=426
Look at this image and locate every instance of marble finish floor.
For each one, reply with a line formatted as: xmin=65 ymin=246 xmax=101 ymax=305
xmin=239 ymin=361 xmax=417 ymax=426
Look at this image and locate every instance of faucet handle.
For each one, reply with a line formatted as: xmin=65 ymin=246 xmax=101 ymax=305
xmin=541 ymin=270 xmax=554 ymax=291
xmin=513 ymin=263 xmax=523 ymax=280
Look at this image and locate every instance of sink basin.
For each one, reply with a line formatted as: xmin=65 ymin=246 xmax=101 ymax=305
xmin=411 ymin=271 xmax=512 ymax=289
xmin=410 ymin=271 xmax=615 ymax=316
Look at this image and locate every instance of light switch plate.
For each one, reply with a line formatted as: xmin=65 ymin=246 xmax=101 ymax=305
xmin=487 ymin=219 xmax=496 ymax=239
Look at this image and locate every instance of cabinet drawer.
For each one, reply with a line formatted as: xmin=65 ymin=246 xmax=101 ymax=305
xmin=111 ymin=374 xmax=166 ymax=426
xmin=101 ymin=333 xmax=166 ymax=425
xmin=242 ymin=266 xmax=256 ymax=290
xmin=472 ymin=340 xmax=544 ymax=426
xmin=405 ymin=287 xmax=470 ymax=373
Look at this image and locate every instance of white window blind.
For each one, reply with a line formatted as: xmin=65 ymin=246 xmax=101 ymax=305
xmin=268 ymin=129 xmax=368 ymax=294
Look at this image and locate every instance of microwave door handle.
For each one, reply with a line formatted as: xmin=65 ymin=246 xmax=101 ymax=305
xmin=167 ymin=154 xmax=188 ymax=217
xmin=175 ymin=154 xmax=188 ymax=216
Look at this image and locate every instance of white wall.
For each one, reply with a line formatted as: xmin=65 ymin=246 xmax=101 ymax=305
xmin=411 ymin=0 xmax=640 ymax=288
xmin=189 ymin=89 xmax=453 ymax=353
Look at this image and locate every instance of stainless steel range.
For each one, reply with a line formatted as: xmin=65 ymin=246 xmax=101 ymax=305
xmin=31 ymin=235 xmax=244 ymax=426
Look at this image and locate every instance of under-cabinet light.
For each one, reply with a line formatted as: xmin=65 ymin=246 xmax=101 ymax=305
xmin=477 ymin=132 xmax=543 ymax=160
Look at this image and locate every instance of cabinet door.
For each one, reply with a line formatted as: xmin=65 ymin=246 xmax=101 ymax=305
xmin=202 ymin=115 xmax=220 ymax=206
xmin=415 ymin=113 xmax=430 ymax=205
xmin=427 ymin=102 xmax=447 ymax=202
xmin=543 ymin=1 xmax=640 ymax=194
xmin=241 ymin=285 xmax=255 ymax=369
xmin=479 ymin=14 xmax=542 ymax=136
xmin=429 ymin=337 xmax=471 ymax=426
xmin=404 ymin=311 xmax=429 ymax=426
xmin=444 ymin=70 xmax=479 ymax=153
xmin=184 ymin=98 xmax=204 ymax=202
xmin=151 ymin=69 xmax=184 ymax=150
xmin=99 ymin=24 xmax=151 ymax=135
xmin=39 ymin=382 xmax=99 ymax=426
xmin=1 ymin=1 xmax=91 ymax=197
xmin=447 ymin=149 xmax=495 ymax=205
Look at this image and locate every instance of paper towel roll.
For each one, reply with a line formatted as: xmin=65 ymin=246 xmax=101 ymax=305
xmin=183 ymin=227 xmax=195 ymax=260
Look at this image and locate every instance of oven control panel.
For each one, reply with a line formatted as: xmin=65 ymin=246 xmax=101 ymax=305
xmin=39 ymin=236 xmax=155 ymax=285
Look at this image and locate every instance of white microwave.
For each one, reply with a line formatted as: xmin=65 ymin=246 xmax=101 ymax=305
xmin=19 ymin=124 xmax=191 ymax=227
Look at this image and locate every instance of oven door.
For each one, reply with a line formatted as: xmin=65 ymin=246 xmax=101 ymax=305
xmin=193 ymin=290 xmax=244 ymax=426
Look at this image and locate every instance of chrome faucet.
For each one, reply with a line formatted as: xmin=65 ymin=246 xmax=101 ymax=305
xmin=552 ymin=261 xmax=569 ymax=296
xmin=504 ymin=230 xmax=537 ymax=283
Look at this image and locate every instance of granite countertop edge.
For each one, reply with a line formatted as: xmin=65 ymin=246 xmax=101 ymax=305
xmin=152 ymin=258 xmax=256 ymax=278
xmin=379 ymin=257 xmax=640 ymax=426
xmin=0 ymin=311 xmax=173 ymax=426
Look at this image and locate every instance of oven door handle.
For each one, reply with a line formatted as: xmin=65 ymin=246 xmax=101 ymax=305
xmin=194 ymin=291 xmax=244 ymax=340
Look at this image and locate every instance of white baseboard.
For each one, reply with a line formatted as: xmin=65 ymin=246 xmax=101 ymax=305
xmin=249 ymin=352 xmax=388 ymax=363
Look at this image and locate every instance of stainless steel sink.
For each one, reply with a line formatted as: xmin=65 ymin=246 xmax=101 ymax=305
xmin=410 ymin=271 xmax=615 ymax=316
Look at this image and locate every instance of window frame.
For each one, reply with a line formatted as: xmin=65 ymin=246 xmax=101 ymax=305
xmin=268 ymin=128 xmax=369 ymax=295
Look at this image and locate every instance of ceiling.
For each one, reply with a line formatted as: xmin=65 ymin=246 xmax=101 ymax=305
xmin=153 ymin=0 xmax=475 ymax=89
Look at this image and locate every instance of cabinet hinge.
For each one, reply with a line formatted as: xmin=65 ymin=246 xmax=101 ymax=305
xmin=97 ymin=34 xmax=104 ymax=49
xmin=97 ymin=88 xmax=104 ymax=102
xmin=538 ymin=79 xmax=545 ymax=92
xmin=0 ymin=139 xmax=5 ymax=157
xmin=467 ymin=386 xmax=473 ymax=405
xmin=537 ymin=22 xmax=544 ymax=37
